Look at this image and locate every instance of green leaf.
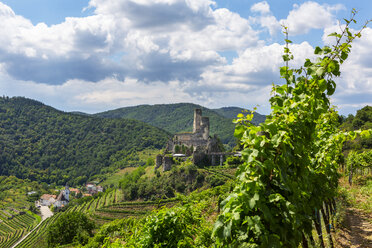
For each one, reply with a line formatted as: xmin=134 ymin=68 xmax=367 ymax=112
xmin=318 ymin=79 xmax=327 ymax=92
xmin=304 ymin=59 xmax=312 ymax=67
xmin=341 ymin=51 xmax=348 ymax=61
xmin=316 ymin=67 xmax=324 ymax=77
xmin=249 ymin=193 xmax=260 ymax=209
xmin=234 ymin=125 xmax=246 ymax=139
xmin=282 ymin=54 xmax=290 ymax=62
xmin=326 ymin=80 xmax=336 ymax=95
xmin=314 ymin=46 xmax=322 ymax=55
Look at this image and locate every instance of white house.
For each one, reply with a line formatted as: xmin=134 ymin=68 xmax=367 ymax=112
xmin=40 ymin=194 xmax=57 ymax=206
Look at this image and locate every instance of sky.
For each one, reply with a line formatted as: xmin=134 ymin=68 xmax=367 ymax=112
xmin=0 ymin=0 xmax=371 ymax=115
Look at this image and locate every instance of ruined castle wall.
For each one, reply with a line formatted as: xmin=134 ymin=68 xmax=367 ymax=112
xmin=173 ymin=133 xmax=208 ymax=149
xmin=193 ymin=109 xmax=202 ymax=133
xmin=155 ymin=155 xmax=163 ymax=169
xmin=163 ymin=156 xmax=173 ymax=172
xmin=201 ymin=117 xmax=209 ymax=140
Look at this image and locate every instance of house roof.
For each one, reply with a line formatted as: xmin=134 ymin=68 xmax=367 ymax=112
xmin=70 ymin=188 xmax=80 ymax=193
xmin=40 ymin=194 xmax=56 ymax=200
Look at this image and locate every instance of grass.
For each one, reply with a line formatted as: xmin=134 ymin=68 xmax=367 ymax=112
xmin=101 ymin=167 xmax=138 ymax=187
xmin=100 ymin=148 xmax=160 ymax=187
xmin=337 ymin=175 xmax=372 ymax=214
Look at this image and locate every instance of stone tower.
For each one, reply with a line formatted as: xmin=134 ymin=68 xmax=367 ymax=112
xmin=64 ymin=184 xmax=70 ymax=202
xmin=201 ymin=116 xmax=209 ymax=140
xmin=193 ymin=109 xmax=202 ymax=133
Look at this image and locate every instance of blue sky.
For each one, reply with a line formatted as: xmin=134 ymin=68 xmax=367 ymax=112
xmin=0 ymin=0 xmax=371 ymax=115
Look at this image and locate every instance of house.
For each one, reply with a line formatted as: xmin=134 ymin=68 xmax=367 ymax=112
xmin=86 ymin=183 xmax=97 ymax=194
xmin=69 ymin=188 xmax=80 ymax=195
xmin=40 ymin=194 xmax=57 ymax=206
xmin=86 ymin=183 xmax=104 ymax=194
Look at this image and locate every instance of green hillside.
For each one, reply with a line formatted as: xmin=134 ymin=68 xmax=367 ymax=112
xmin=95 ymin=103 xmax=265 ymax=146
xmin=212 ymin=106 xmax=266 ymax=125
xmin=0 ymin=97 xmax=170 ymax=185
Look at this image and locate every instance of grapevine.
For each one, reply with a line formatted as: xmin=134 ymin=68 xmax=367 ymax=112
xmin=213 ymin=11 xmax=371 ymax=247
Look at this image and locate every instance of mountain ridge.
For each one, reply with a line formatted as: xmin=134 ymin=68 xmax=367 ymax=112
xmin=94 ymin=103 xmax=266 ymax=146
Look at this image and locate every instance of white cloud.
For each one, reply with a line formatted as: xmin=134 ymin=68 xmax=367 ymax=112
xmin=0 ymin=0 xmax=370 ymax=116
xmin=249 ymin=1 xmax=280 ymax=36
xmin=251 ymin=1 xmax=270 ymax=15
xmin=280 ymin=1 xmax=345 ymax=35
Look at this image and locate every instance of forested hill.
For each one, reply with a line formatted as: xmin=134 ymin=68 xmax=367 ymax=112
xmin=212 ymin=106 xmax=266 ymax=124
xmin=94 ymin=103 xmax=266 ymax=146
xmin=0 ymin=97 xmax=170 ymax=185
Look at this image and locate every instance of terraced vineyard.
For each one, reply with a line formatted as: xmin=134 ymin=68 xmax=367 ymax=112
xmin=15 ymin=213 xmax=61 ymax=248
xmin=203 ymin=166 xmax=236 ymax=180
xmin=0 ymin=211 xmax=40 ymax=248
xmin=92 ymin=198 xmax=180 ymax=224
xmin=15 ymin=187 xmax=180 ymax=247
xmin=14 ymin=166 xmax=230 ymax=247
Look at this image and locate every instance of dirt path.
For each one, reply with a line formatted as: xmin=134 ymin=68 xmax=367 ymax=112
xmin=336 ymin=208 xmax=372 ymax=248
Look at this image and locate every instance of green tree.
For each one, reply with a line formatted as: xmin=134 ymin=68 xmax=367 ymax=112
xmin=352 ymin=105 xmax=372 ymax=130
xmin=47 ymin=212 xmax=95 ymax=247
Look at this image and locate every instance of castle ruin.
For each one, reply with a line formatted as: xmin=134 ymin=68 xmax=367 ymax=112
xmin=156 ymin=109 xmax=223 ymax=171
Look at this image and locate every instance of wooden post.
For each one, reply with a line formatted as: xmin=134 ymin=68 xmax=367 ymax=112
xmin=321 ymin=205 xmax=334 ymax=248
xmin=314 ymin=209 xmax=325 ymax=248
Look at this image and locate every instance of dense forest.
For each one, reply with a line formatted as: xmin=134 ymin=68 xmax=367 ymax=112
xmin=0 ymin=97 xmax=170 ymax=185
xmin=94 ymin=103 xmax=265 ymax=146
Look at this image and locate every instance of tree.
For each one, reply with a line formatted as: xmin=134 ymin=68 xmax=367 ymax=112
xmin=47 ymin=212 xmax=95 ymax=247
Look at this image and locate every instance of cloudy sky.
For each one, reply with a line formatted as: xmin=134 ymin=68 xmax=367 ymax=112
xmin=0 ymin=0 xmax=371 ymax=115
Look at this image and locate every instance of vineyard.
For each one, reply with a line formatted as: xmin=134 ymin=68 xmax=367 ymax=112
xmin=0 ymin=211 xmax=40 ymax=248
xmin=13 ymin=186 xmax=185 ymax=247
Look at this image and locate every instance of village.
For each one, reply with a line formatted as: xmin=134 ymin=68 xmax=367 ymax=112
xmin=34 ymin=183 xmax=104 ymax=210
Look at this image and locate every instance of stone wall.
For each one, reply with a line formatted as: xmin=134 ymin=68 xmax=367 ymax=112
xmin=155 ymin=154 xmax=162 ymax=169
xmin=193 ymin=109 xmax=202 ymax=133
xmin=163 ymin=156 xmax=173 ymax=172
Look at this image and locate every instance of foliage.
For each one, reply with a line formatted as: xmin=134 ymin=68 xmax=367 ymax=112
xmin=0 ymin=97 xmax=170 ymax=185
xmin=225 ymin=156 xmax=243 ymax=168
xmin=95 ymin=103 xmax=265 ymax=146
xmin=340 ymin=105 xmax=372 ymax=150
xmin=338 ymin=175 xmax=372 ymax=214
xmin=89 ymin=185 xmax=229 ymax=248
xmin=118 ymin=163 xmax=230 ymax=201
xmin=0 ymin=175 xmax=44 ymax=209
xmin=47 ymin=212 xmax=95 ymax=247
xmin=137 ymin=205 xmax=200 ymax=247
xmin=352 ymin=105 xmax=372 ymax=130
xmin=346 ymin=150 xmax=372 ymax=185
xmin=213 ymin=106 xmax=266 ymax=125
xmin=213 ymin=14 xmax=370 ymax=247
xmin=346 ymin=150 xmax=372 ymax=172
